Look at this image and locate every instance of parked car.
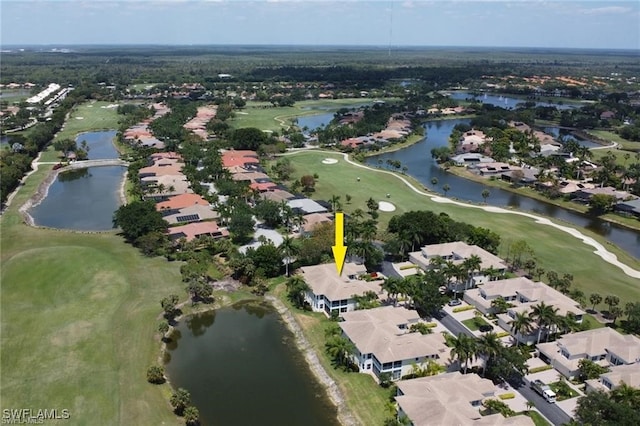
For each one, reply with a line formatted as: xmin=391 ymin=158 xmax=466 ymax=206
xmin=479 ymin=324 xmax=494 ymax=332
xmin=448 ymin=299 xmax=462 ymax=307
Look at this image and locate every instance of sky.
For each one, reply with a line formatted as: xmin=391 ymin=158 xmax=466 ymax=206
xmin=1 ymin=0 xmax=639 ymax=49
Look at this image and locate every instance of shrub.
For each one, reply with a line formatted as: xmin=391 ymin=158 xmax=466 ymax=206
xmin=529 ymin=365 xmax=553 ymax=374
xmin=452 ymin=305 xmax=475 ymax=313
xmin=498 ymin=392 xmax=515 ymax=400
xmin=399 ymin=264 xmax=418 ymax=270
xmin=146 ymin=365 xmax=165 ymax=384
xmin=496 ymin=331 xmax=511 ymax=338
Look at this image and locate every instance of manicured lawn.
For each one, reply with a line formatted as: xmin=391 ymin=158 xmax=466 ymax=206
xmin=40 ymin=101 xmax=122 ymax=162
xmin=462 ymin=316 xmax=490 ymax=331
xmin=549 ymin=381 xmax=580 ymax=401
xmin=525 ymin=410 xmax=551 ymax=426
xmin=278 ymin=150 xmax=640 ymax=303
xmin=230 ymin=98 xmax=396 ymax=132
xmin=1 ymin=165 xmax=182 ymax=424
xmin=581 ymin=314 xmax=606 ymax=330
xmin=586 ymin=129 xmax=640 ymax=152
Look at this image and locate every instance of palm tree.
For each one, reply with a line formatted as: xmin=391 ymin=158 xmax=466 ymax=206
xmin=462 ymin=254 xmax=482 ymax=290
xmin=325 ymin=335 xmax=356 ymax=369
xmin=285 ymin=276 xmax=310 ymax=309
xmin=442 ymin=183 xmax=451 ymax=196
xmin=509 ymin=312 xmax=533 ymax=346
xmin=330 ymin=194 xmax=342 ymax=212
xmin=382 ymin=277 xmax=402 ymax=304
xmin=530 ymin=302 xmax=559 ymax=344
xmin=450 ymin=333 xmax=477 ymax=374
xmin=444 ymin=261 xmax=466 ymax=299
xmin=589 ymin=293 xmax=602 ymax=312
xmin=280 ymin=235 xmax=298 ymax=277
xmin=478 ymin=332 xmax=502 ymax=375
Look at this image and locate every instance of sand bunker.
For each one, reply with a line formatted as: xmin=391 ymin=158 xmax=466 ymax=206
xmin=378 ymin=201 xmax=396 ymax=212
xmin=75 ymin=117 xmax=84 ymax=120
xmin=322 ymin=158 xmax=339 ymax=164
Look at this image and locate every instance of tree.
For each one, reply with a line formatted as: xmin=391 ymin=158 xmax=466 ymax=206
xmin=146 ymin=365 xmax=165 ymax=384
xmin=482 ymin=399 xmax=515 ymax=417
xmin=409 ymin=322 xmax=433 ymax=335
xmin=491 ymin=296 xmax=510 ymax=315
xmin=345 ymin=194 xmax=352 ymax=204
xmin=366 ymin=197 xmax=378 ymax=213
xmin=228 ymin=127 xmax=269 ymax=150
xmin=509 ymin=312 xmax=533 ymax=346
xmin=183 ymin=406 xmax=200 ymax=425
xmin=247 ymin=244 xmax=283 ymax=278
xmin=170 ymin=388 xmax=191 ymax=415
xmin=185 ymin=280 xmax=213 ymax=304
xmin=590 ymin=293 xmax=603 ymax=311
xmin=577 ymin=358 xmax=609 ymax=382
xmin=430 ymin=177 xmax=439 ymax=188
xmin=254 ymin=199 xmax=283 ymax=228
xmin=158 ymin=321 xmax=170 ymax=338
xmin=161 ymin=294 xmax=180 ymax=321
xmin=279 ymin=236 xmax=298 ymax=277
xmin=588 ymin=194 xmax=617 ymax=216
xmin=610 ymin=306 xmax=623 ymax=326
xmin=228 ymin=210 xmax=254 ymax=244
xmin=529 ymin=301 xmax=559 ymax=344
xmin=442 ymin=184 xmax=451 ymax=196
xmin=325 ymin=335 xmax=356 ymax=370
xmin=113 ymin=201 xmax=168 ymax=243
xmin=478 ymin=332 xmax=502 ymax=371
xmin=330 ymin=194 xmax=342 ymax=212
xmin=481 ymin=189 xmax=490 ymax=203
xmin=450 ymin=333 xmax=477 ymax=374
xmin=575 ymin=389 xmax=640 ymax=425
xmin=286 ymin=276 xmax=310 ymax=309
xmin=300 ymin=175 xmax=316 ymax=193
xmin=605 ymin=295 xmax=620 ymax=315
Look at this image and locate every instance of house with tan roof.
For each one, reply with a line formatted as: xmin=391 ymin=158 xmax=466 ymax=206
xmin=340 ymin=306 xmax=450 ymax=380
xmin=260 ymin=189 xmax=295 ymax=203
xmin=537 ymin=328 xmax=640 ymax=379
xmin=457 ymin=129 xmax=489 ymax=153
xmin=300 ymin=262 xmax=383 ymax=316
xmin=221 ymin=150 xmax=259 ymax=168
xmin=301 ymin=212 xmax=333 ymax=234
xmin=156 ymin=193 xmax=210 ymax=215
xmin=464 ymin=277 xmax=585 ymax=345
xmin=163 ymin=204 xmax=220 ymax=225
xmin=585 ymin=364 xmax=640 ymax=394
xmin=408 ymin=242 xmax=507 ymax=293
xmin=395 ymin=372 xmax=534 ymax=426
xmin=167 ymin=221 xmax=228 ymax=243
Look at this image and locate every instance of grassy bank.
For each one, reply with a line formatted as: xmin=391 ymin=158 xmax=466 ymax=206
xmin=1 ymin=150 xmax=181 ymax=424
xmin=279 ymin=150 xmax=640 ymax=302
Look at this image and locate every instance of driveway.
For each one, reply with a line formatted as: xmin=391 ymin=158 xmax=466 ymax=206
xmin=239 ymin=222 xmax=284 ymax=254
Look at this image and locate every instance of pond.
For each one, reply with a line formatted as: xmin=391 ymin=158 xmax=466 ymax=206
xmin=164 ymin=302 xmax=340 ymax=426
xmin=364 ymin=118 xmax=640 ymax=259
xmin=29 ymin=166 xmax=125 ymax=231
xmin=447 ymin=91 xmax=583 ymax=110
xmin=28 ymin=130 xmax=124 ymax=231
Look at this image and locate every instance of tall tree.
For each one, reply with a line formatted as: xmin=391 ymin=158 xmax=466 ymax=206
xmin=451 ymin=333 xmax=478 ymax=374
xmin=509 ymin=312 xmax=533 ymax=346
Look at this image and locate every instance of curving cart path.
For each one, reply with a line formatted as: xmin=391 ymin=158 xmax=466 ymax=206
xmin=283 ymin=149 xmax=640 ymax=279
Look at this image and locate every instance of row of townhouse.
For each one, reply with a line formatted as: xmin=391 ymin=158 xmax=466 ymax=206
xmin=182 ymin=105 xmax=217 ymax=140
xmin=408 ymin=241 xmax=507 ymax=293
xmin=464 ymin=276 xmax=586 ymax=345
xmin=122 ymin=103 xmax=171 ymax=149
xmin=138 ymin=152 xmax=228 ymax=242
xmin=296 ymin=260 xmax=534 ymax=425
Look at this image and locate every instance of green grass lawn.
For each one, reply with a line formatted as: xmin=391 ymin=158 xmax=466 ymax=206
xmin=525 ymin=410 xmax=551 ymax=426
xmin=586 ymin=129 xmax=640 ymax=152
xmin=39 ymin=101 xmax=122 ymax=162
xmin=277 ymin=150 xmax=640 ymax=303
xmin=549 ymin=381 xmax=580 ymax=401
xmin=581 ymin=314 xmax=606 ymax=330
xmin=230 ymin=98 xmax=395 ymax=132
xmin=1 ymin=163 xmax=182 ymax=424
xmin=462 ymin=316 xmax=490 ymax=331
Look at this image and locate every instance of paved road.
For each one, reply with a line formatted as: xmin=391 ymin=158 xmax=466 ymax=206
xmin=438 ymin=310 xmax=572 ymax=426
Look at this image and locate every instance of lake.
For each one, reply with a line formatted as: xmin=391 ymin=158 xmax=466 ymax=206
xmin=28 ymin=130 xmax=124 ymax=231
xmin=448 ymin=91 xmax=583 ymax=110
xmin=164 ymin=302 xmax=340 ymax=426
xmin=364 ymin=118 xmax=640 ymax=258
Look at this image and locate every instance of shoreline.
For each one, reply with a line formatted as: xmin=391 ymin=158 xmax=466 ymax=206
xmin=160 ymin=295 xmax=357 ymax=426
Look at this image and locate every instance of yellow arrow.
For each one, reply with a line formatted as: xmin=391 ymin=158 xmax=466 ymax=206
xmin=331 ymin=212 xmax=347 ymax=276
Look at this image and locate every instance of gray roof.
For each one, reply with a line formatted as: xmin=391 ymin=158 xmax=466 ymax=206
xmin=287 ymin=198 xmax=328 ymax=214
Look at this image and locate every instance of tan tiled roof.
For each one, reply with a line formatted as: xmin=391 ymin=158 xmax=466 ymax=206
xmin=559 ymin=328 xmax=640 ymax=362
xmin=300 ymin=262 xmax=379 ymax=301
xmin=167 ymin=221 xmax=228 ymax=242
xmin=156 ymin=193 xmax=210 ymax=211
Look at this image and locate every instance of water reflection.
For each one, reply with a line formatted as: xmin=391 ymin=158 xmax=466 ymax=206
xmin=57 ymin=168 xmax=90 ymax=182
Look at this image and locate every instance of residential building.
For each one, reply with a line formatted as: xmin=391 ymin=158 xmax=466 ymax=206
xmin=585 ymin=364 xmax=640 ymax=393
xmin=464 ymin=277 xmax=585 ymax=345
xmin=537 ymin=328 xmax=640 ymax=379
xmin=167 ymin=221 xmax=228 ymax=242
xmin=408 ymin=242 xmax=506 ymax=293
xmin=340 ymin=306 xmax=450 ymax=380
xmin=162 ymin=204 xmax=220 ymax=225
xmin=156 ymin=193 xmax=210 ymax=216
xmin=287 ymin=198 xmax=328 ymax=215
xmin=457 ymin=129 xmax=489 ymax=153
xmin=301 ymin=262 xmax=383 ymax=316
xmin=396 ymin=372 xmax=534 ymax=425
